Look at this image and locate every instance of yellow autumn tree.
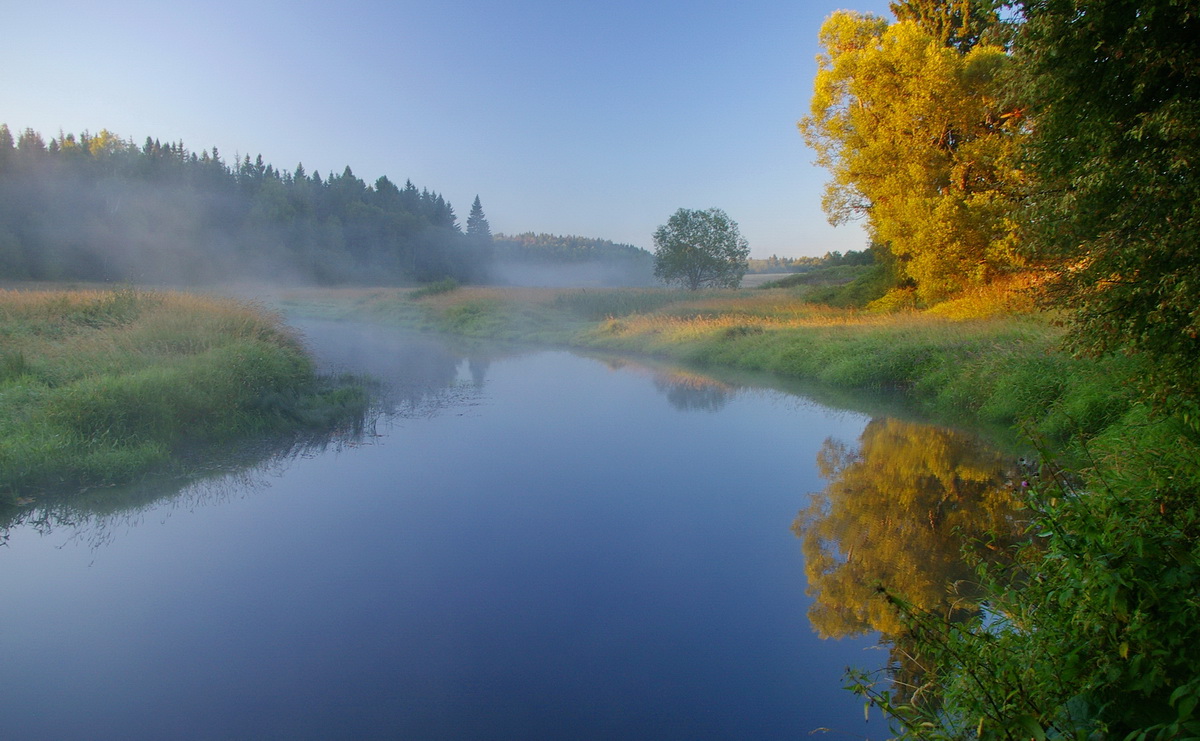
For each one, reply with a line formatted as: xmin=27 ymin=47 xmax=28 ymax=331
xmin=800 ymin=11 xmax=1024 ymax=303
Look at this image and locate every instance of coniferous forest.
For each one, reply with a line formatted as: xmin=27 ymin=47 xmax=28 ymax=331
xmin=0 ymin=125 xmax=492 ymax=286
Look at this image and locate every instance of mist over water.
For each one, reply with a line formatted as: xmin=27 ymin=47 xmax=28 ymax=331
xmin=0 ymin=320 xmax=1015 ymax=739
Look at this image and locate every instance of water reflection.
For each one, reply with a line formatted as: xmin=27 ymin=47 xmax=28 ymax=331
xmin=1 ymin=321 xmax=499 ymax=544
xmin=793 ymin=418 xmax=1027 ymax=640
xmin=0 ymin=423 xmax=369 ymax=547
xmin=652 ymin=370 xmax=735 ymax=412
xmin=0 ymin=324 xmax=1022 ymax=738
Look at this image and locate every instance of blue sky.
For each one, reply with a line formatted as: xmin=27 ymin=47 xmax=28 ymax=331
xmin=2 ymin=0 xmax=893 ymax=258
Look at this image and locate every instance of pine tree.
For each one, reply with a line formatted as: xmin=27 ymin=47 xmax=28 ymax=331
xmin=466 ymin=195 xmax=492 ymax=242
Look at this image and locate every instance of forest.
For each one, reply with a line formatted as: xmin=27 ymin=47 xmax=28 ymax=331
xmin=0 ymin=126 xmax=492 ymax=285
xmin=491 ymin=231 xmax=655 ymax=286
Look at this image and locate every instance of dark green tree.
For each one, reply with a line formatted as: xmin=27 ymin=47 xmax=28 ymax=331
xmin=466 ymin=195 xmax=492 ymax=242
xmin=1017 ymin=0 xmax=1200 ymax=414
xmin=652 ymin=208 xmax=750 ymax=290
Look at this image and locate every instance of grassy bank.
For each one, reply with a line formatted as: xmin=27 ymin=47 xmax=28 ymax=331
xmin=0 ymin=288 xmax=368 ymax=501
xmin=277 ymin=282 xmax=1144 ymax=452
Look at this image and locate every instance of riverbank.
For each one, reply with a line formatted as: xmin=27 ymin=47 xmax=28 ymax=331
xmin=275 ymin=283 xmax=1143 ymax=453
xmin=0 ymin=287 xmax=368 ymax=502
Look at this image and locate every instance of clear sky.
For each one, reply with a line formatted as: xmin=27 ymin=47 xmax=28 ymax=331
xmin=1 ymin=0 xmax=894 ymax=258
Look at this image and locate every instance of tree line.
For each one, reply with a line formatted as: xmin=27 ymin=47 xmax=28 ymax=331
xmin=747 ymin=249 xmax=874 ymax=274
xmin=491 ymin=232 xmax=655 ymax=286
xmin=0 ymin=126 xmax=493 ymax=285
xmin=493 ymin=232 xmax=652 ymax=265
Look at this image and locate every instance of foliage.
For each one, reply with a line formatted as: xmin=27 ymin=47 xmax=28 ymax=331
xmin=493 ymin=232 xmax=653 ymax=264
xmin=465 ymin=195 xmax=492 ymax=243
xmin=800 ymin=11 xmax=1025 ymax=302
xmin=652 ymin=208 xmax=750 ymax=290
xmin=747 ymin=248 xmax=874 ymax=274
xmin=788 ymin=263 xmax=898 ymax=308
xmin=889 ymin=0 xmax=1008 ymax=52
xmin=849 ymin=424 xmax=1200 ymax=739
xmin=0 ymin=124 xmax=488 ymax=286
xmin=1014 ymin=0 xmax=1200 ymax=416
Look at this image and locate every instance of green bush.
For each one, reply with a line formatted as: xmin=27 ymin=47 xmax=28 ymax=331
xmin=853 ymin=428 xmax=1200 ymax=739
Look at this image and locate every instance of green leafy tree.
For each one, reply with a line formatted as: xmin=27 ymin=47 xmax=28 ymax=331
xmin=1017 ymin=0 xmax=1200 ymax=415
xmin=801 ymin=10 xmax=1024 ymax=303
xmin=652 ymin=207 xmax=749 ymax=290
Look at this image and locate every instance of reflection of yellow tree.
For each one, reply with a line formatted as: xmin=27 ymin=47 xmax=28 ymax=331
xmin=793 ymin=419 xmax=1024 ymax=639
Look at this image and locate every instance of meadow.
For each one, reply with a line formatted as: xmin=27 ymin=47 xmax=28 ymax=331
xmin=0 ymin=287 xmax=367 ymax=501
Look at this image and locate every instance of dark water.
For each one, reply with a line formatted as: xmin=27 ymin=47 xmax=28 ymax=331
xmin=0 ymin=320 xmax=1016 ymax=740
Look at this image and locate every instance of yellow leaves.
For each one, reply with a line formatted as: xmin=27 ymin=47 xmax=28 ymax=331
xmin=802 ymin=12 xmax=1025 ymax=302
xmin=87 ymin=129 xmax=126 ymax=157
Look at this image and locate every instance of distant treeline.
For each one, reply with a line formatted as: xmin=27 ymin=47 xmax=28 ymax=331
xmin=747 ymin=248 xmax=874 ymax=274
xmin=494 ymin=232 xmax=652 ymax=264
xmin=491 ymin=232 xmax=655 ymax=287
xmin=0 ymin=125 xmax=491 ymax=285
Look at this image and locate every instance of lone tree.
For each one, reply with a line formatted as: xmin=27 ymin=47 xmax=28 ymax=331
xmin=652 ymin=207 xmax=750 ymax=290
xmin=466 ymin=195 xmax=492 ymax=243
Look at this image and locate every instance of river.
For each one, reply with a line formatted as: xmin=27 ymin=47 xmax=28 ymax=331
xmin=0 ymin=319 xmax=1023 ymax=740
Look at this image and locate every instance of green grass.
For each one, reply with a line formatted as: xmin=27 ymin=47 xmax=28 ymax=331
xmin=0 ymin=287 xmax=368 ymax=500
xmin=277 ymin=284 xmax=1142 ymax=453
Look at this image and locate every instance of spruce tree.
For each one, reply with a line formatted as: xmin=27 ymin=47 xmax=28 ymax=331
xmin=466 ymin=195 xmax=492 ymax=242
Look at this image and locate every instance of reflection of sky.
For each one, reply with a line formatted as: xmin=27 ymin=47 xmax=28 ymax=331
xmin=0 ymin=329 xmax=879 ymax=739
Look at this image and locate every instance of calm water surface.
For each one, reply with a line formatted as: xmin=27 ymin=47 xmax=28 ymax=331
xmin=0 ymin=319 xmax=999 ymax=740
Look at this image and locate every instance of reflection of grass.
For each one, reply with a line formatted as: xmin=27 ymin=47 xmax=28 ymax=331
xmin=1 ymin=288 xmax=368 ymax=501
xmin=1 ymin=417 xmax=372 ymax=541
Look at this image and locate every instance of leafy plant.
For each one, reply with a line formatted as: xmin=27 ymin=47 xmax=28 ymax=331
xmin=848 ymin=427 xmax=1200 ymax=740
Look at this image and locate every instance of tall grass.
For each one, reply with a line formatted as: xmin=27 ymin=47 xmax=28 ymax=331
xmin=0 ymin=288 xmax=367 ymax=500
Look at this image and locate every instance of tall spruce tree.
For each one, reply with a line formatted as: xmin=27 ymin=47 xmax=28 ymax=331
xmin=466 ymin=195 xmax=492 ymax=242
